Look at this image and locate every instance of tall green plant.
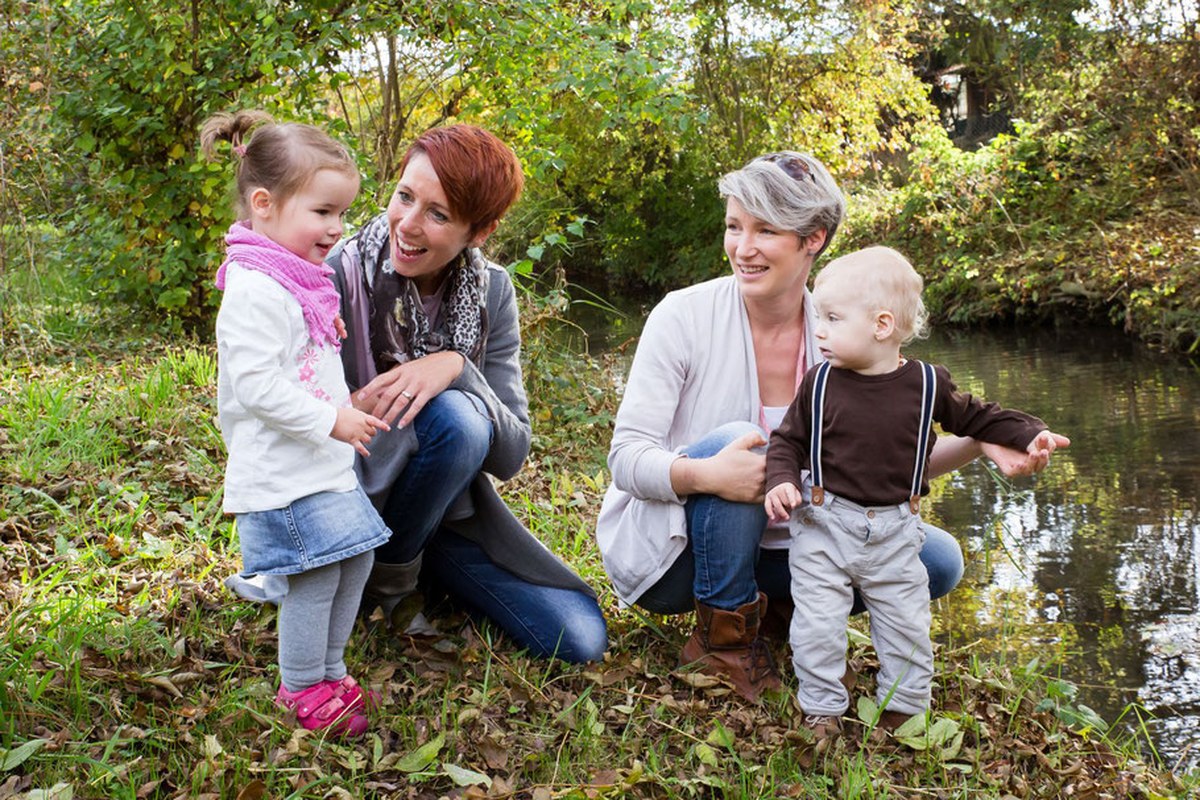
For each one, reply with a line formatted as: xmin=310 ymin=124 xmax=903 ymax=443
xmin=847 ymin=9 xmax=1200 ymax=349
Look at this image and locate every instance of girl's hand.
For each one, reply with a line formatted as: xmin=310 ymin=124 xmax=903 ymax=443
xmin=331 ymin=407 xmax=390 ymax=457
xmin=354 ymin=351 xmax=467 ymax=428
xmin=764 ymin=481 xmax=801 ymax=523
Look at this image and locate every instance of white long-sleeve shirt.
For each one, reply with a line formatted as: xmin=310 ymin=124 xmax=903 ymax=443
xmin=216 ymin=263 xmax=357 ymax=513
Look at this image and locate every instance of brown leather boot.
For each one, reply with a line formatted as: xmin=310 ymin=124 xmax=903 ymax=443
xmin=680 ymin=592 xmax=782 ymax=701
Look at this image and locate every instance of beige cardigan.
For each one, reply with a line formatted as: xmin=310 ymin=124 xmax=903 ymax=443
xmin=596 ymin=276 xmax=821 ymax=605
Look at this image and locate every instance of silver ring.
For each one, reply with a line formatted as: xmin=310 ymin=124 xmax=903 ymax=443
xmin=400 ymin=390 xmax=414 ymax=399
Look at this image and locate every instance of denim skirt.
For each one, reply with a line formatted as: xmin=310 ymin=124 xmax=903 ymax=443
xmin=235 ymin=484 xmax=390 ymax=576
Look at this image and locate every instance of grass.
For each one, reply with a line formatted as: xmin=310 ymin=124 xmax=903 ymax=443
xmin=1 ymin=272 xmax=1197 ymax=799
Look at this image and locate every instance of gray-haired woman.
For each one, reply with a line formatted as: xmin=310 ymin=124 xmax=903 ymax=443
xmin=596 ymin=151 xmax=1067 ymax=700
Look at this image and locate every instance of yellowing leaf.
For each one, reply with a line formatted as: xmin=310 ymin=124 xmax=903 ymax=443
xmin=442 ymin=762 xmax=491 ymax=788
xmin=201 ymin=734 xmax=223 ymax=759
xmin=706 ymin=721 xmax=734 ymax=749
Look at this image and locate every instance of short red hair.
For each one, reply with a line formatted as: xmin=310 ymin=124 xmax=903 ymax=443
xmin=399 ymin=124 xmax=524 ymax=238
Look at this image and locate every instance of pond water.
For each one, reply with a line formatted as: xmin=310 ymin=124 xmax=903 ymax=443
xmin=907 ymin=325 xmax=1200 ymax=773
xmin=571 ymin=303 xmax=1200 ymax=772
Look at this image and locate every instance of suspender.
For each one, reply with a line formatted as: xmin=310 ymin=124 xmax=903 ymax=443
xmin=808 ymin=362 xmax=832 ymax=508
xmin=808 ymin=360 xmax=937 ymax=513
xmin=909 ymin=361 xmax=937 ymax=512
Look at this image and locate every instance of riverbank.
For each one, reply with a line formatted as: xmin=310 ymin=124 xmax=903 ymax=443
xmin=839 ymin=131 xmax=1200 ymax=357
xmin=0 ymin=289 xmax=1194 ymax=799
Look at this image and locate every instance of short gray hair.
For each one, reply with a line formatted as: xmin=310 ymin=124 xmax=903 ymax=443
xmin=718 ymin=152 xmax=846 ymax=257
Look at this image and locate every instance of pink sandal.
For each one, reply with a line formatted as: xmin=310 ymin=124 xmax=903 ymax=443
xmin=324 ymin=675 xmax=379 ymax=712
xmin=275 ymin=678 xmax=370 ymax=737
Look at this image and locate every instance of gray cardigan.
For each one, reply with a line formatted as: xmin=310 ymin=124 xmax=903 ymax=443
xmin=328 ymin=227 xmax=594 ymax=596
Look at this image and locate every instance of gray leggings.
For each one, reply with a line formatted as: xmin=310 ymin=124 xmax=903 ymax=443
xmin=278 ymin=550 xmax=374 ymax=692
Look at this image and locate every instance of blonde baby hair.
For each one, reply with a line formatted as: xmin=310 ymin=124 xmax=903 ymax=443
xmin=815 ymin=246 xmax=929 ymax=344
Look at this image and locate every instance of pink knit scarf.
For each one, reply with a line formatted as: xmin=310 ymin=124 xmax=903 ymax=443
xmin=215 ymin=221 xmax=342 ymax=350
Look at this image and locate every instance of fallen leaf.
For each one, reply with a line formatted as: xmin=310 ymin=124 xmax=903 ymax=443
xmin=443 ymin=762 xmax=491 ymax=788
xmin=234 ymin=779 xmax=267 ymax=800
xmin=478 ymin=737 xmax=509 ymax=770
xmin=675 ymin=672 xmax=722 ymax=688
xmin=397 ymin=732 xmax=444 ymax=773
xmin=135 ymin=779 xmax=161 ymax=799
xmin=201 ymin=734 xmax=223 ymax=759
xmin=145 ymin=676 xmax=183 ymax=698
xmin=0 ymin=739 xmax=45 ymax=772
xmin=25 ymin=784 xmax=73 ymax=800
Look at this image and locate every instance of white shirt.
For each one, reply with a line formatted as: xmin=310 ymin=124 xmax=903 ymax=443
xmin=216 ymin=264 xmax=357 ymax=513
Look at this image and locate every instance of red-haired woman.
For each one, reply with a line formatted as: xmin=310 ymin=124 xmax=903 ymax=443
xmin=327 ymin=124 xmax=607 ymax=662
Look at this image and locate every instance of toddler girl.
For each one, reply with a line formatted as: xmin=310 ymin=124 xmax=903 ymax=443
xmin=201 ymin=110 xmax=390 ymax=737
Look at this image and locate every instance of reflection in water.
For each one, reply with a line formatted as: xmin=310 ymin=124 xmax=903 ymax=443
xmin=578 ymin=307 xmax=1200 ymax=771
xmin=907 ymin=326 xmax=1200 ymax=772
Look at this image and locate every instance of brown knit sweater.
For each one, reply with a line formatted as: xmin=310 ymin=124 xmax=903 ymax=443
xmin=766 ymin=360 xmax=1046 ymax=507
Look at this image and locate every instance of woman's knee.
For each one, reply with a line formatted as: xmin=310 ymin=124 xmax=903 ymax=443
xmin=920 ymin=525 xmax=965 ymax=600
xmin=523 ymin=592 xmax=609 ymax=666
xmin=540 ymin=594 xmax=608 ymax=663
xmin=683 ymin=420 xmax=764 ymax=460
xmin=420 ymin=390 xmax=492 ymax=465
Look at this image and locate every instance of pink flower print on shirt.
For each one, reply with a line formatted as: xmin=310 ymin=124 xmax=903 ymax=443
xmin=297 ymin=345 xmax=333 ymax=403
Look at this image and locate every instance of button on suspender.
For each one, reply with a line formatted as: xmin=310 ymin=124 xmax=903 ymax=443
xmin=808 ymin=361 xmax=938 ymax=512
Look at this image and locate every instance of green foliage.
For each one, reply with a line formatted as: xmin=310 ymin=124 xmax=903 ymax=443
xmin=44 ymin=0 xmax=363 ymax=326
xmin=846 ymin=21 xmax=1200 ymax=350
xmin=557 ymin=0 xmax=943 ymax=290
xmin=912 ymin=0 xmax=1089 ymax=119
xmin=5 ymin=1 xmax=1200 ymax=350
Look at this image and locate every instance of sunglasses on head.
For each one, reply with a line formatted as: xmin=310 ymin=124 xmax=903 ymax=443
xmin=759 ymin=153 xmax=816 ymax=183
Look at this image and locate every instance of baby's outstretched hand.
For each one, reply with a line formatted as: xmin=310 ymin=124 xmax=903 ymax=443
xmin=331 ymin=406 xmax=390 ymax=457
xmin=764 ymin=482 xmax=802 ymax=523
xmin=334 ymin=315 xmax=348 ymax=340
xmin=1023 ymin=429 xmax=1070 ymax=472
xmin=983 ymin=429 xmax=1071 ymax=477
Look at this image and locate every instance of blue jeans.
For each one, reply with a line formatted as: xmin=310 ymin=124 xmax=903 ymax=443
xmin=635 ymin=421 xmax=965 ymax=614
xmin=376 ymin=390 xmax=606 ymax=663
xmin=424 ymin=529 xmax=607 ymax=663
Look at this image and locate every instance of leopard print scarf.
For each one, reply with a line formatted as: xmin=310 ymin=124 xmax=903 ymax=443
xmin=348 ymin=213 xmax=488 ymax=372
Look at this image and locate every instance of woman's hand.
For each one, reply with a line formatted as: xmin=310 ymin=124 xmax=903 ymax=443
xmin=354 ymin=351 xmax=467 ymax=429
xmin=331 ymin=407 xmax=390 ymax=457
xmin=982 ymin=430 xmax=1071 ymax=477
xmin=672 ymin=430 xmax=767 ymax=503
